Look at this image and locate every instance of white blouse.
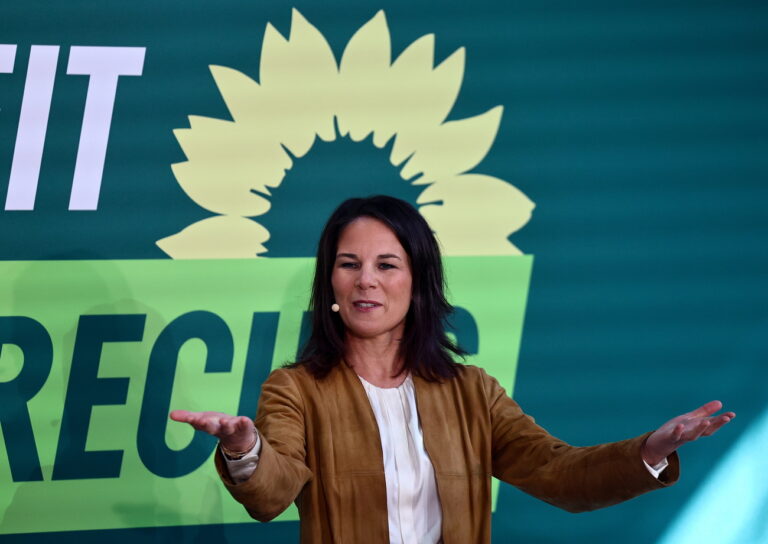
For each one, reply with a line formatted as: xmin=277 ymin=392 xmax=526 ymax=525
xmin=357 ymin=373 xmax=442 ymax=544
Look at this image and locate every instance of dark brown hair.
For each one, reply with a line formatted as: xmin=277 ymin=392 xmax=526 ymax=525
xmin=293 ymin=195 xmax=465 ymax=381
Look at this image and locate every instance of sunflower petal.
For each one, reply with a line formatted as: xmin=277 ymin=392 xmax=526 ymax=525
xmin=285 ymin=8 xmax=340 ymax=143
xmin=417 ymin=174 xmax=534 ymax=255
xmin=396 ymin=105 xmax=502 ymax=183
xmin=210 ymin=65 xmax=269 ymax=123
xmin=364 ymin=34 xmax=434 ymax=148
xmin=337 ymin=10 xmax=391 ymax=141
xmin=429 ymin=47 xmax=465 ymax=125
xmin=256 ymin=10 xmax=339 ymax=153
xmin=392 ymin=41 xmax=464 ymax=127
xmin=172 ymin=116 xmax=289 ymax=216
xmin=387 ymin=45 xmax=465 ymax=166
xmin=156 ymin=216 xmax=270 ymax=259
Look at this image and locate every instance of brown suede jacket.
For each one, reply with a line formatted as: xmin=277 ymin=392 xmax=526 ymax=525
xmin=215 ymin=362 xmax=679 ymax=543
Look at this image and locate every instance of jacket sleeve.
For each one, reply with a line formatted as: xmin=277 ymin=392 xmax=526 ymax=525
xmin=214 ymin=368 xmax=313 ymax=521
xmin=483 ymin=371 xmax=679 ymax=513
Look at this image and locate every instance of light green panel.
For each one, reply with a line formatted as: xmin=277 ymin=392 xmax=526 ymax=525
xmin=0 ymin=256 xmax=531 ymax=534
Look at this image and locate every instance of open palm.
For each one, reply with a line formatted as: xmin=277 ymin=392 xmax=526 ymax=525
xmin=169 ymin=410 xmax=256 ymax=452
xmin=642 ymin=400 xmax=735 ymax=466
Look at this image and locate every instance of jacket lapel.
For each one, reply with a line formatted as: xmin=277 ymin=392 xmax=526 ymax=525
xmin=324 ymin=361 xmax=386 ymax=473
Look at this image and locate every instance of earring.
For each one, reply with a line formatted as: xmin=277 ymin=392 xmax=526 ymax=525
xmin=331 ymin=303 xmax=340 ymax=312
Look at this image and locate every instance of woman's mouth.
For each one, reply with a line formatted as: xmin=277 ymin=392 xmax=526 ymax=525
xmin=353 ymin=300 xmax=382 ymax=311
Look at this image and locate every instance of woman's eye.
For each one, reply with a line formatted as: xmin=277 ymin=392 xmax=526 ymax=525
xmin=339 ymin=262 xmax=358 ymax=269
xmin=379 ymin=263 xmax=396 ymax=270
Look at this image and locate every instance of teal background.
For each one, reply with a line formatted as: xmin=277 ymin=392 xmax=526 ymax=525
xmin=1 ymin=0 xmax=767 ymax=542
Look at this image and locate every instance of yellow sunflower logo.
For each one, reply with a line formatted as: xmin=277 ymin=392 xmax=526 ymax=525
xmin=157 ymin=9 xmax=534 ymax=258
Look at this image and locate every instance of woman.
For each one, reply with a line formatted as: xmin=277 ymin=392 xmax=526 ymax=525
xmin=170 ymin=195 xmax=734 ymax=543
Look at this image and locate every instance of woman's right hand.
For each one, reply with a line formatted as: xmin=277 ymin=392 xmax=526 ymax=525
xmin=169 ymin=410 xmax=257 ymax=453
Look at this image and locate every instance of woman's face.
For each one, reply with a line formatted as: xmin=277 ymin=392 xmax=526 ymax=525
xmin=331 ymin=217 xmax=413 ymax=340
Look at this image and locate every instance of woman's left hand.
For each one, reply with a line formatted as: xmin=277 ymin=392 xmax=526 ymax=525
xmin=642 ymin=400 xmax=735 ymax=466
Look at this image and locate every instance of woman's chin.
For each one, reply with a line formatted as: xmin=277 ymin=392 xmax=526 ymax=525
xmin=346 ymin=324 xmax=402 ymax=341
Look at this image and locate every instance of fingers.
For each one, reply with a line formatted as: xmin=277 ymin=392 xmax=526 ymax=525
xmin=686 ymin=419 xmax=712 ymax=441
xmin=235 ymin=416 xmax=254 ymax=433
xmin=168 ymin=410 xmax=251 ymax=439
xmin=169 ymin=409 xmax=194 ymax=422
xmin=220 ymin=415 xmax=253 ymax=436
xmin=667 ymin=418 xmax=709 ymax=444
xmin=219 ymin=416 xmax=257 ymax=452
xmin=195 ymin=415 xmax=222 ymax=435
xmin=676 ymin=410 xmax=736 ymax=442
xmin=702 ymin=413 xmax=735 ymax=437
xmin=687 ymin=400 xmax=723 ymax=418
xmin=677 ymin=402 xmax=735 ymax=438
xmin=648 ymin=402 xmax=735 ymax=457
xmin=672 ymin=423 xmax=685 ymax=442
xmin=219 ymin=417 xmax=237 ymax=436
xmin=171 ymin=410 xmax=219 ymax=433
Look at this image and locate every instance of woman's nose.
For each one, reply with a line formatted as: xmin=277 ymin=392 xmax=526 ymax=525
xmin=355 ymin=265 xmax=377 ymax=289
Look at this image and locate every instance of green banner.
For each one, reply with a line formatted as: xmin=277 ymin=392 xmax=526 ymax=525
xmin=0 ymin=256 xmax=531 ymax=534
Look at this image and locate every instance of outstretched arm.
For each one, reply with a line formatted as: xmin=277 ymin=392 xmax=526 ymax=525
xmin=168 ymin=369 xmax=312 ymax=522
xmin=484 ymin=371 xmax=679 ymax=513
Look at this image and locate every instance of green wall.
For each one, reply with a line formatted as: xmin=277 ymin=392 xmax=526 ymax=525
xmin=1 ymin=1 xmax=766 ymax=542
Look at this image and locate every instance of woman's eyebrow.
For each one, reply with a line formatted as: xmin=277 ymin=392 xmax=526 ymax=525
xmin=335 ymin=253 xmax=402 ymax=260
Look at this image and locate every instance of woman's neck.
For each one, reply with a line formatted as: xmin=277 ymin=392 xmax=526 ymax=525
xmin=344 ymin=332 xmax=406 ymax=388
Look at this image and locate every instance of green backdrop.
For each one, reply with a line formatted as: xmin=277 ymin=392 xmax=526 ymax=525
xmin=1 ymin=1 xmax=767 ymax=542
